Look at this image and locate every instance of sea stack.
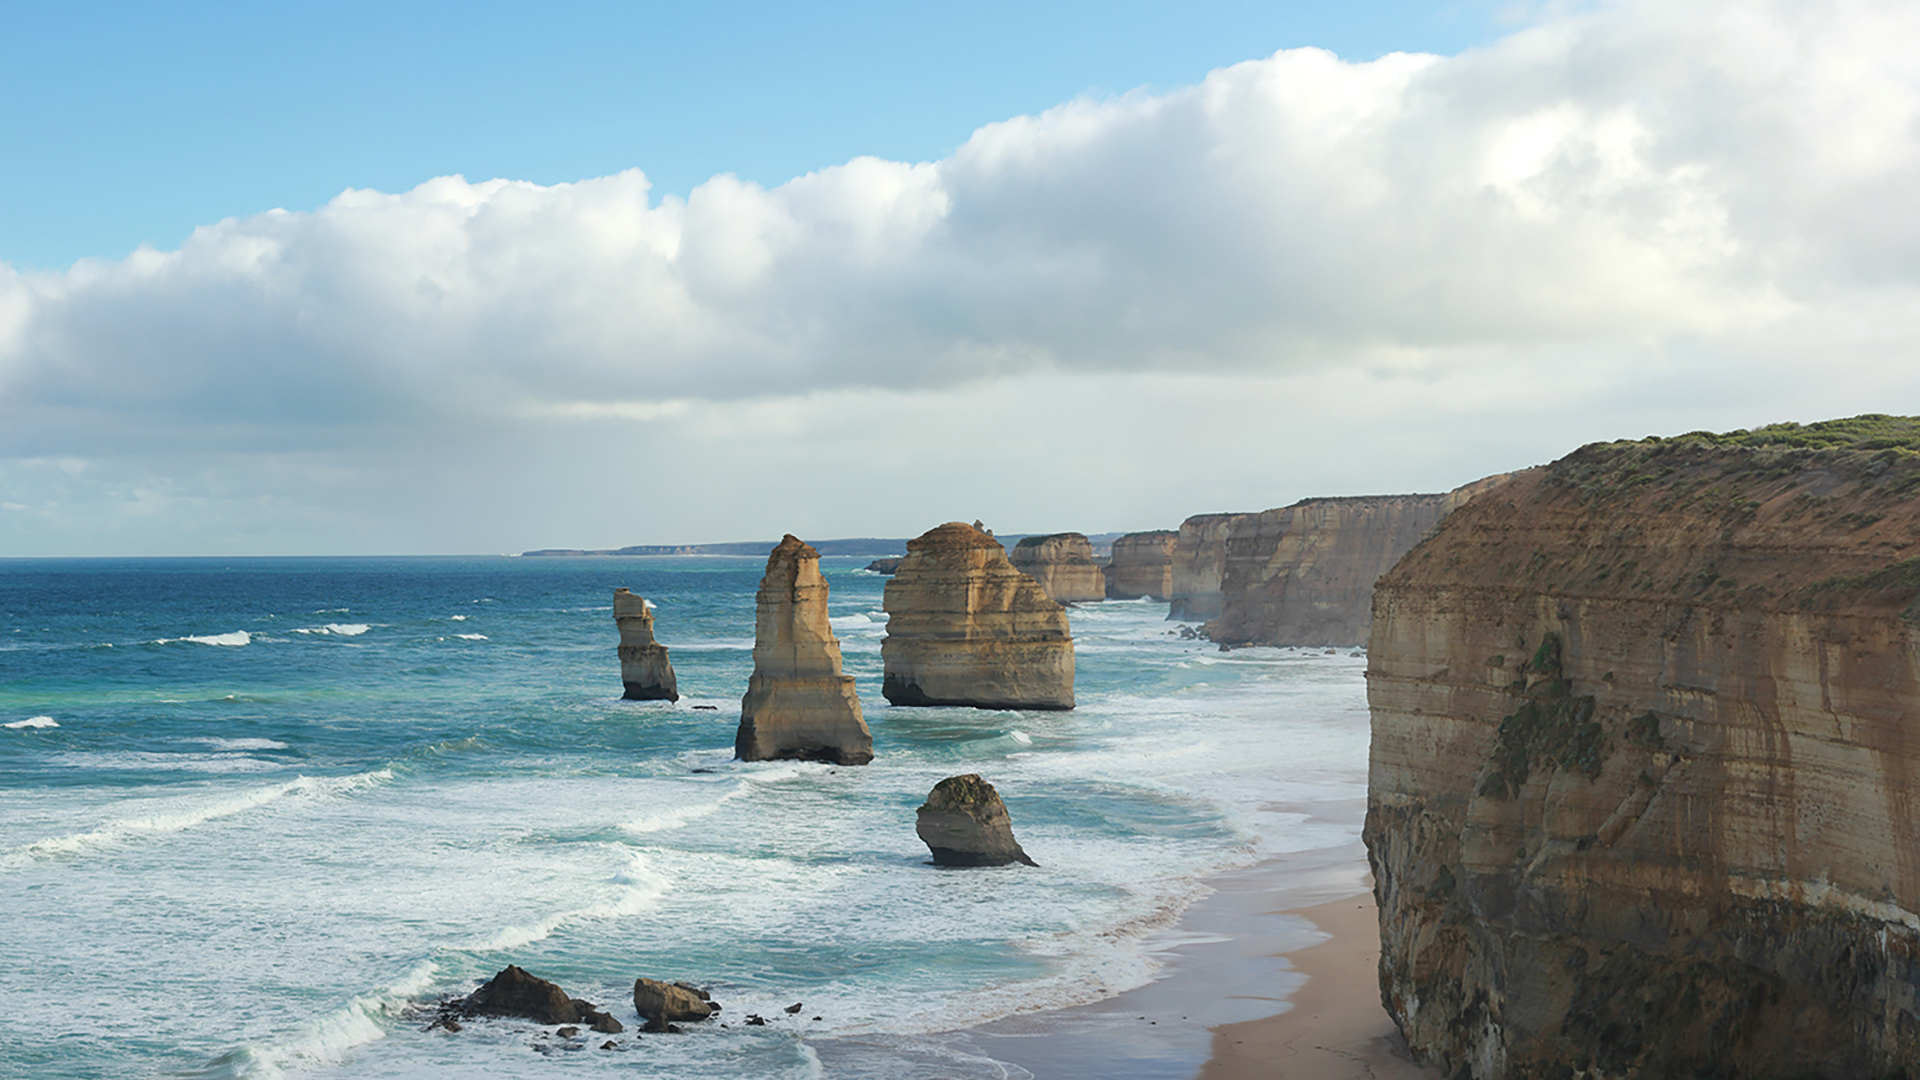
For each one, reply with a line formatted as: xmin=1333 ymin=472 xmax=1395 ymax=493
xmin=614 ymin=589 xmax=679 ymax=701
xmin=916 ymin=774 xmax=1037 ymax=867
xmin=881 ymin=522 xmax=1075 ymax=710
xmin=1103 ymin=530 xmax=1176 ymax=600
xmin=735 ymin=536 xmax=874 ymax=765
xmin=1007 ymin=532 xmax=1106 ymax=603
xmin=1167 ymin=512 xmax=1248 ymax=621
xmin=1366 ymin=418 xmax=1920 ymax=1077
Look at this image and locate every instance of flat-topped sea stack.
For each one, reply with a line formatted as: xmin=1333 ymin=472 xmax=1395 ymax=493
xmin=1103 ymin=530 xmax=1177 ymax=601
xmin=1167 ymin=512 xmax=1249 ymax=621
xmin=882 ymin=522 xmax=1075 ymax=710
xmin=1206 ymin=478 xmax=1506 ymax=648
xmin=1007 ymin=532 xmax=1107 ymax=603
xmin=1365 ymin=417 xmax=1920 ymax=1078
xmin=614 ymin=588 xmax=679 ymax=701
xmin=735 ymin=535 xmax=873 ymax=765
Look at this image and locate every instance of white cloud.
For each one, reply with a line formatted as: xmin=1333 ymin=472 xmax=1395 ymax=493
xmin=2 ymin=0 xmax=1917 ymax=553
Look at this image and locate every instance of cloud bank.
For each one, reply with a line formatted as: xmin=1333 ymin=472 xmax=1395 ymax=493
xmin=3 ymin=0 xmax=1918 ymax=553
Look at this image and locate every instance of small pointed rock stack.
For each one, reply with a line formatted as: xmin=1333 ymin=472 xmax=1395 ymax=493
xmin=735 ymin=535 xmax=874 ymax=765
xmin=916 ymin=774 xmax=1037 ymax=867
xmin=614 ymin=589 xmax=679 ymax=701
xmin=882 ymin=522 xmax=1075 ymax=710
xmin=1008 ymin=532 xmax=1107 ymax=603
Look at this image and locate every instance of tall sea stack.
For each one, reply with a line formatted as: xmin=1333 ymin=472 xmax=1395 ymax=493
xmin=1007 ymin=532 xmax=1106 ymax=603
xmin=1366 ymin=418 xmax=1920 ymax=1078
xmin=736 ymin=535 xmax=873 ymax=765
xmin=1104 ymin=530 xmax=1176 ymax=601
xmin=881 ymin=522 xmax=1075 ymax=710
xmin=614 ymin=588 xmax=678 ymax=701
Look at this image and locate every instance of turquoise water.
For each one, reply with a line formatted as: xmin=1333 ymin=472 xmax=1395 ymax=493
xmin=0 ymin=556 xmax=1371 ymax=1079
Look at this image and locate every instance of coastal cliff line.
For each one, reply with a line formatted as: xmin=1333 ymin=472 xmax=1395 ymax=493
xmin=1364 ymin=417 xmax=1920 ymax=1078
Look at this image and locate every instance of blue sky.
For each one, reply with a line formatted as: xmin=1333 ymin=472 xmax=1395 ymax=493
xmin=3 ymin=1 xmax=1504 ymax=270
xmin=3 ymin=0 xmax=1918 ymax=556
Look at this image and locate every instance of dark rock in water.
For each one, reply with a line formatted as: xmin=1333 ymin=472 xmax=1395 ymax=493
xmin=571 ymin=1000 xmax=624 ymax=1033
xmin=557 ymin=1026 xmax=579 ymax=1038
xmin=746 ymin=1014 xmax=768 ymax=1026
xmin=692 ymin=705 xmax=718 ymax=711
xmin=614 ymin=588 xmax=679 ymax=701
xmin=600 ymin=1040 xmax=619 ymax=1050
xmin=865 ymin=557 xmax=903 ymax=575
xmin=916 ymin=774 xmax=1037 ymax=867
xmin=784 ymin=1002 xmax=804 ymax=1014
xmin=463 ymin=965 xmax=581 ymax=1025
xmin=633 ymin=977 xmax=716 ymax=1025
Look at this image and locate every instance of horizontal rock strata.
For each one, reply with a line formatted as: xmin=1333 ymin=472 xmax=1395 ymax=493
xmin=1104 ymin=530 xmax=1176 ymax=601
xmin=882 ymin=522 xmax=1075 ymax=710
xmin=1009 ymin=532 xmax=1107 ymax=603
xmin=736 ymin=535 xmax=874 ymax=765
xmin=1168 ymin=512 xmax=1248 ymax=621
xmin=1364 ymin=418 xmax=1920 ymax=1078
xmin=1207 ymin=478 xmax=1505 ymax=648
xmin=613 ymin=588 xmax=678 ymax=701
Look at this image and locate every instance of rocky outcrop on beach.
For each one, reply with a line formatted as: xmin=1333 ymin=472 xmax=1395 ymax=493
xmin=1364 ymin=418 xmax=1920 ymax=1078
xmin=735 ymin=535 xmax=874 ymax=765
xmin=916 ymin=774 xmax=1038 ymax=867
xmin=1168 ymin=513 xmax=1248 ymax=620
xmin=882 ymin=522 xmax=1075 ymax=710
xmin=1206 ymin=480 xmax=1505 ymax=648
xmin=632 ymin=978 xmax=718 ymax=1029
xmin=613 ymin=588 xmax=678 ymax=701
xmin=458 ymin=966 xmax=625 ymax=1032
xmin=1008 ymin=532 xmax=1107 ymax=603
xmin=1104 ymin=530 xmax=1177 ymax=601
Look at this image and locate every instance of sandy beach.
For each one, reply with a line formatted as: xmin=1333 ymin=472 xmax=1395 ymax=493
xmin=1200 ymin=893 xmax=1439 ymax=1080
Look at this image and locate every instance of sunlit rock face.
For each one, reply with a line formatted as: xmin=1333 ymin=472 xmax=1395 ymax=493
xmin=736 ymin=535 xmax=873 ymax=765
xmin=614 ymin=588 xmax=679 ymax=701
xmin=1008 ymin=532 xmax=1107 ymax=604
xmin=1168 ymin=512 xmax=1248 ymax=621
xmin=915 ymin=773 xmax=1037 ymax=867
xmin=1364 ymin=422 xmax=1920 ymax=1079
xmin=1104 ymin=530 xmax=1176 ymax=601
xmin=1206 ymin=478 xmax=1506 ymax=649
xmin=881 ymin=522 xmax=1075 ymax=710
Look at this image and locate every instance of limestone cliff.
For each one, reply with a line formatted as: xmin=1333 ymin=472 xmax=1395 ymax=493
xmin=882 ymin=522 xmax=1075 ymax=710
xmin=736 ymin=535 xmax=874 ymax=765
xmin=1168 ymin=513 xmax=1248 ymax=621
xmin=614 ymin=588 xmax=679 ymax=701
xmin=1207 ymin=478 xmax=1505 ymax=648
xmin=1008 ymin=532 xmax=1107 ymax=603
xmin=1104 ymin=530 xmax=1177 ymax=601
xmin=1364 ymin=417 xmax=1920 ymax=1079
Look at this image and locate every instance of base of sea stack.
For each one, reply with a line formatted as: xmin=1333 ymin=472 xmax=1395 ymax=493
xmin=881 ymin=674 xmax=1073 ymax=712
xmin=732 ymin=718 xmax=873 ymax=765
xmin=621 ymin=682 xmax=678 ymax=702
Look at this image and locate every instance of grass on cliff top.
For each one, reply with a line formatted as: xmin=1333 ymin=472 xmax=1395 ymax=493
xmin=1634 ymin=414 xmax=1920 ymax=453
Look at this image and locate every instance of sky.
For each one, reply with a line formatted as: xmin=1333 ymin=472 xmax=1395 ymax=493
xmin=3 ymin=0 xmax=1918 ymax=556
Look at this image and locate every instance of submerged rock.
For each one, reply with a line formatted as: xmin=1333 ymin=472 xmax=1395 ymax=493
xmin=916 ymin=774 xmax=1037 ymax=867
xmin=864 ymin=557 xmax=903 ymax=575
xmin=1103 ymin=530 xmax=1177 ymax=601
xmin=735 ymin=535 xmax=874 ymax=765
xmin=614 ymin=588 xmax=678 ymax=701
xmin=881 ymin=522 xmax=1075 ymax=710
xmin=1008 ymin=533 xmax=1106 ymax=603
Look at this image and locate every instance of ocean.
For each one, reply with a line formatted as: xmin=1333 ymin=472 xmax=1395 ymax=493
xmin=0 ymin=555 xmax=1373 ymax=1080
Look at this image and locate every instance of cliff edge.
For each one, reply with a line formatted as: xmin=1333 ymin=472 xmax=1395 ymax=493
xmin=1365 ymin=416 xmax=1920 ymax=1078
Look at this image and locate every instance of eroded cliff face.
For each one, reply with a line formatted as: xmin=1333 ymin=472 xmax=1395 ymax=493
xmin=882 ymin=522 xmax=1075 ymax=710
xmin=1206 ymin=484 xmax=1500 ymax=648
xmin=736 ymin=535 xmax=873 ymax=764
xmin=614 ymin=588 xmax=678 ymax=701
xmin=1009 ymin=532 xmax=1107 ymax=603
xmin=1365 ymin=423 xmax=1920 ymax=1079
xmin=1169 ymin=513 xmax=1248 ymax=621
xmin=1105 ymin=530 xmax=1177 ymax=601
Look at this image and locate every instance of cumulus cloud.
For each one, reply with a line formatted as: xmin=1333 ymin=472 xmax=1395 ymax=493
xmin=2 ymin=0 xmax=1917 ymax=552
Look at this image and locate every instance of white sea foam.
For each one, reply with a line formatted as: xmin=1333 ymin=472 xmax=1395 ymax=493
xmin=448 ymin=614 xmax=468 ymax=621
xmin=213 ymin=960 xmax=441 ymax=1080
xmin=0 ymin=769 xmax=392 ymax=872
xmin=156 ymin=630 xmax=252 ymax=647
xmin=466 ymin=850 xmax=670 ymax=953
xmin=6 ymin=716 xmax=58 ymax=729
xmin=293 ymin=623 xmax=371 ymax=636
xmin=197 ymin=737 xmax=290 ymax=751
xmin=454 ymin=633 xmax=488 ymax=641
xmin=1008 ymin=730 xmax=1033 ymax=745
